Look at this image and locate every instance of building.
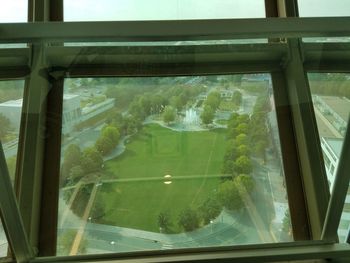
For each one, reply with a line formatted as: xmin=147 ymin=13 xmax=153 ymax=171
xmin=80 ymin=98 xmax=115 ymax=122
xmin=314 ymin=95 xmax=350 ymax=243
xmin=313 ymin=95 xmax=350 ymax=136
xmin=62 ymin=94 xmax=81 ymax=135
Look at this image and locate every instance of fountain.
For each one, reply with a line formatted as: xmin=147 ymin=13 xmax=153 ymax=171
xmin=183 ymin=108 xmax=200 ymax=126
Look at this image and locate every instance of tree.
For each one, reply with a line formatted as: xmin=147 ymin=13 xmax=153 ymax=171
xmin=95 ymin=136 xmax=114 ymax=156
xmin=158 ymin=211 xmax=172 ymax=233
xmin=254 ymin=139 xmax=268 ymax=162
xmin=234 ymin=174 xmax=255 ymax=193
xmin=82 ymin=147 xmax=103 ymax=174
xmin=237 ymin=144 xmax=249 ymax=156
xmin=69 ymin=165 xmax=84 ymax=181
xmin=205 ymin=91 xmax=221 ymax=110
xmin=232 ymin=90 xmax=242 ymax=107
xmin=199 ymin=197 xmax=222 ymax=224
xmin=222 ymin=159 xmax=236 ymax=175
xmin=170 ymin=95 xmax=185 ymax=111
xmin=178 ymin=208 xmax=200 ymax=232
xmin=101 ymin=125 xmax=120 ymax=146
xmin=61 ymin=144 xmax=82 ymax=182
xmin=218 ymin=180 xmax=243 ymax=211
xmin=200 ymin=105 xmax=214 ymax=125
xmin=235 ymin=133 xmax=248 ymax=145
xmin=0 ymin=113 xmax=11 ymax=139
xmin=120 ymin=115 xmax=142 ymax=135
xmin=234 ymin=123 xmax=248 ymax=135
xmin=234 ymin=155 xmax=252 ymax=174
xmin=162 ymin=106 xmax=176 ymax=124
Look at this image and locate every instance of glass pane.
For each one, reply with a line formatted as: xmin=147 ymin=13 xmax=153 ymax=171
xmin=57 ymin=74 xmax=292 ymax=255
xmin=309 ymin=73 xmax=350 ymax=242
xmin=298 ymin=0 xmax=350 ymax=17
xmin=0 ymin=1 xmax=27 ymax=22
xmin=0 ymin=80 xmax=25 ymax=185
xmin=0 ymin=220 xmax=8 ymax=258
xmin=64 ymin=0 xmax=265 ymax=21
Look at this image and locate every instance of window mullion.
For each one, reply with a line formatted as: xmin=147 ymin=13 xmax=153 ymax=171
xmin=284 ymin=38 xmax=330 ymax=239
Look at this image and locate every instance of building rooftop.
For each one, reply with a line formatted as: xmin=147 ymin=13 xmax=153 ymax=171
xmin=319 ymin=96 xmax=350 ymax=122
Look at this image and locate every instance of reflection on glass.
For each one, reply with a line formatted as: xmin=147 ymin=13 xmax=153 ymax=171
xmin=57 ymin=74 xmax=292 ymax=255
xmin=64 ymin=0 xmax=265 ymax=21
xmin=309 ymin=73 xmax=350 ymax=242
xmin=298 ymin=0 xmax=350 ymax=17
xmin=0 ymin=221 xmax=8 ymax=258
xmin=0 ymin=0 xmax=27 ymax=22
xmin=0 ymin=80 xmax=24 ymax=258
xmin=0 ymin=80 xmax=24 ymax=184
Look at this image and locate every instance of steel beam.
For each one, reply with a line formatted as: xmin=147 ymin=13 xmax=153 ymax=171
xmin=29 ymin=242 xmax=350 ymax=263
xmin=0 ymin=17 xmax=350 ymax=43
xmin=322 ymin=117 xmax=350 ymax=241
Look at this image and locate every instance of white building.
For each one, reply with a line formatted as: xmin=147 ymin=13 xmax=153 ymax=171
xmin=321 ymin=137 xmax=343 ymax=191
xmin=315 ymin=96 xmax=350 ymax=242
xmin=62 ymin=94 xmax=81 ymax=135
xmin=81 ymin=98 xmax=115 ymax=122
xmin=313 ymin=95 xmax=350 ymax=136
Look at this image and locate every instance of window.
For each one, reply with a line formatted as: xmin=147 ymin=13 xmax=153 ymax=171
xmin=0 ymin=220 xmax=8 ymax=258
xmin=298 ymin=0 xmax=350 ymax=17
xmin=64 ymin=0 xmax=265 ymax=21
xmin=0 ymin=80 xmax=25 ymax=185
xmin=0 ymin=0 xmax=27 ymax=23
xmin=309 ymin=73 xmax=350 ymax=242
xmin=2 ymin=1 xmax=350 ymax=262
xmin=57 ymin=74 xmax=292 ymax=255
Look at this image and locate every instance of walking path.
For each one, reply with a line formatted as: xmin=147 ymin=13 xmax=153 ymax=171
xmin=69 ymin=183 xmax=99 ymax=255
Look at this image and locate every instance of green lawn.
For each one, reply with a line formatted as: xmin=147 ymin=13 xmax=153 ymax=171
xmin=93 ymin=124 xmax=227 ymax=232
xmin=105 ymin=124 xmax=227 ymax=179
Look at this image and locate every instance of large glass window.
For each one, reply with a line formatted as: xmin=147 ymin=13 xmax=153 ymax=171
xmin=298 ymin=0 xmax=350 ymax=17
xmin=57 ymin=74 xmax=291 ymax=255
xmin=0 ymin=1 xmax=27 ymax=22
xmin=0 ymin=221 xmax=8 ymax=258
xmin=64 ymin=0 xmax=265 ymax=21
xmin=0 ymin=80 xmax=25 ymax=184
xmin=309 ymin=73 xmax=350 ymax=243
xmin=0 ymin=80 xmax=24 ymax=259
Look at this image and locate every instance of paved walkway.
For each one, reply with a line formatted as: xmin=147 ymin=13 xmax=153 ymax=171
xmin=70 ymin=183 xmax=99 ymax=255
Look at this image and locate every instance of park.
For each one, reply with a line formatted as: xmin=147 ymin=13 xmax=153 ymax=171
xmin=56 ymin=76 xmax=291 ymax=254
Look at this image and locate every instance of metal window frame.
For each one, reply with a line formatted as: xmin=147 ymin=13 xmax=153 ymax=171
xmin=1 ymin=1 xmax=350 ymax=261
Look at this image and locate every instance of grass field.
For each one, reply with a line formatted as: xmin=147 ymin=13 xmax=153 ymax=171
xmin=93 ymin=124 xmax=227 ymax=232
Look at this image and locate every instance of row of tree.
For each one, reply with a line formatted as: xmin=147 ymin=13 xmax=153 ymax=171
xmin=222 ymin=113 xmax=252 ymax=177
xmin=158 ymin=174 xmax=255 ymax=233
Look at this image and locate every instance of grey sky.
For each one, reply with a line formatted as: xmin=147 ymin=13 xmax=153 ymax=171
xmin=64 ymin=0 xmax=265 ymax=21
xmin=1 ymin=0 xmax=350 ymax=22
